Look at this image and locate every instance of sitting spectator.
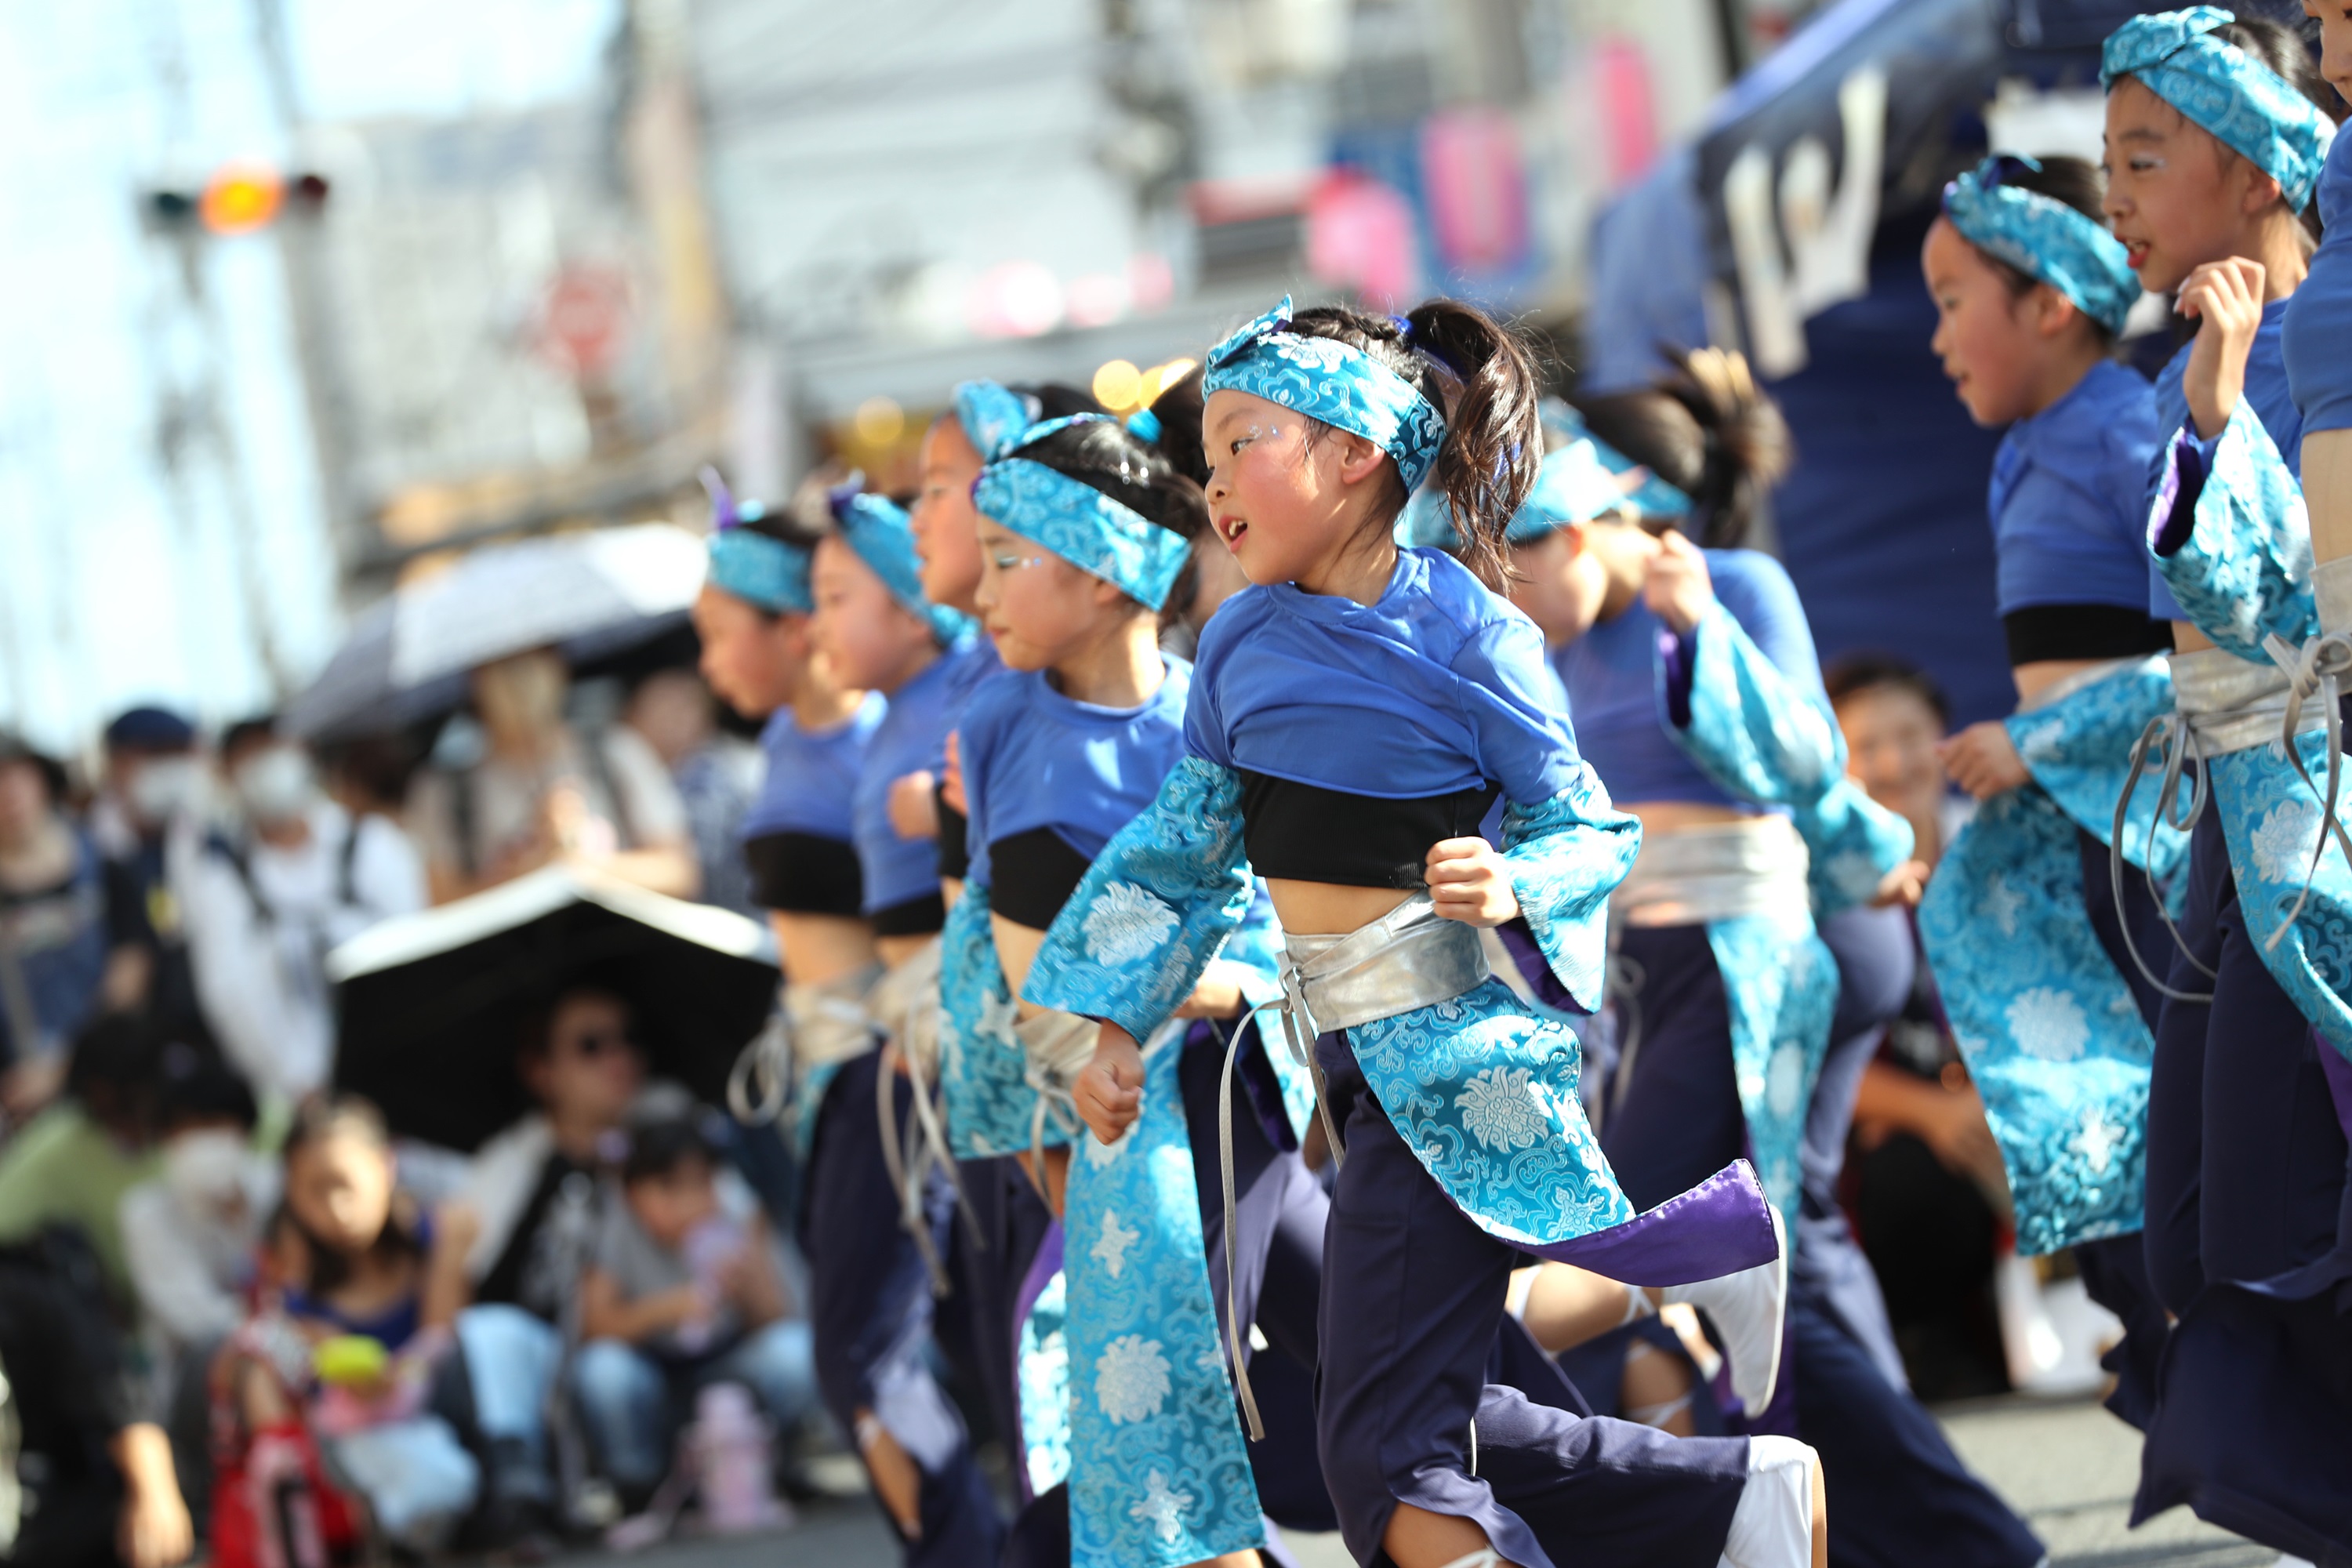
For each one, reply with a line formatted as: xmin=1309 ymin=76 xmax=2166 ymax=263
xmin=572 ymin=1113 xmax=813 ymax=1502
xmin=120 ymin=1060 xmax=274 ymax=1527
xmin=176 ymin=717 xmax=426 ymax=1106
xmin=0 ymin=1014 xmax=166 ymax=1312
xmin=0 ymin=735 xmax=110 ymax=1120
xmin=407 ymin=649 xmax=697 ymax=905
xmin=0 ymin=1227 xmax=192 ymax=1568
xmin=1827 ymin=655 xmax=2011 ymax=1399
xmin=624 ymin=668 xmax=760 ymax=916
xmin=223 ymin=1098 xmax=482 ymax=1555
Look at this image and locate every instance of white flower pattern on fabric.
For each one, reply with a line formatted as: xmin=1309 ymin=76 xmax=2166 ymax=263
xmin=1130 ymin=1471 xmax=1193 ymax=1544
xmin=1092 ymin=1208 xmax=1139 ymax=1279
xmin=1084 ymin=1123 xmax=1131 ymax=1168
xmin=1094 ymin=1334 xmax=1171 ymax=1425
xmin=1982 ymin=876 xmax=2026 ymax=938
xmin=1766 ymin=1041 xmax=1809 ymax=1119
xmin=1083 ymin=882 xmax=1181 ymax=967
xmin=2250 ymin=800 xmax=2320 ymax=886
xmin=2074 ymin=1109 xmax=2122 ymax=1176
xmin=2015 ymin=718 xmax=2066 ymax=762
xmin=2008 ymin=986 xmax=2089 ymax=1064
xmin=1455 ymin=1065 xmax=1548 ymax=1151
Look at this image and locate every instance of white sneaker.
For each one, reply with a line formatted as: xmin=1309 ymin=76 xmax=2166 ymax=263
xmin=1663 ymin=1203 xmax=1788 ymax=1415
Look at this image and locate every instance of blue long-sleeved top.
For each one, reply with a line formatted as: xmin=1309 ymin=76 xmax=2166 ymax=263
xmin=742 ymin=694 xmax=884 ymax=844
xmin=853 ymin=639 xmax=983 ymax=916
xmin=1991 ymin=360 xmax=2161 ymax=617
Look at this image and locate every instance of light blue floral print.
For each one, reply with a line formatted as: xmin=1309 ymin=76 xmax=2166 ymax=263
xmin=1202 ymin=296 xmax=1448 ymax=491
xmin=1017 ymin=1265 xmax=1072 ymax=1499
xmin=2151 ymin=403 xmax=2316 ymax=661
xmin=1790 ymin=779 xmax=1918 ymax=918
xmin=1667 ymin=600 xmax=1843 ymax=808
xmin=2005 ymin=658 xmax=2187 ymax=891
xmin=2207 ymin=737 xmax=2352 ymax=1065
xmin=1064 ymin=1035 xmax=1263 ymax=1566
xmin=938 ymin=879 xmax=1055 ymax=1160
xmin=1919 ymin=785 xmax=2154 ymax=1254
xmin=2103 ymin=7 xmax=2336 ymax=214
xmin=1706 ymin=913 xmax=1838 ymax=1220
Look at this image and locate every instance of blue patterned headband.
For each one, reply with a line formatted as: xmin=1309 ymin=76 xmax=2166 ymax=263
xmin=971 ymin=415 xmax=1192 ymax=610
xmin=1941 ymin=156 xmax=2142 ymax=337
xmin=1399 ymin=416 xmax=1691 ymax=549
xmin=830 ymin=487 xmax=975 ymax=644
xmin=700 ymin=466 xmax=813 ymax=615
xmin=1202 ymin=296 xmax=1447 ymax=492
xmin=2103 ymin=7 xmax=2336 ymax=213
xmin=953 ymin=380 xmax=1037 ymax=463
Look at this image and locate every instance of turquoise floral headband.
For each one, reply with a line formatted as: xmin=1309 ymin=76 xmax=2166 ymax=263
xmin=1942 ymin=155 xmax=2142 ymax=337
xmin=1398 ymin=412 xmax=1691 ymax=548
xmin=2102 ymin=6 xmax=2336 ymax=213
xmin=1203 ymin=296 xmax=1447 ymax=492
xmin=954 ymin=380 xmax=1036 ymax=462
xmin=972 ymin=415 xmax=1192 ymax=611
xmin=701 ymin=467 xmax=813 ymax=615
xmin=832 ymin=488 xmax=975 ymax=644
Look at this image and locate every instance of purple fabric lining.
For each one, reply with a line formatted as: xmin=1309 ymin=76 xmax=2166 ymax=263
xmin=1516 ymin=1159 xmax=1780 ymax=1283
xmin=1497 ymin=916 xmax=1581 ymax=1016
xmin=2149 ymin=426 xmax=2205 ymax=558
xmin=1660 ymin=626 xmax=1697 ymax=728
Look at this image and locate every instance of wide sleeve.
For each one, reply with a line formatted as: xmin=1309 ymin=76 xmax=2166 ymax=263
xmin=1497 ymin=761 xmax=1642 ymax=1014
xmin=1661 ymin=597 xmax=1844 ymax=807
xmin=938 ymin=877 xmax=1047 ymax=1158
xmin=2004 ymin=656 xmax=2187 ymax=880
xmin=1789 ymin=778 xmax=1916 ymax=918
xmin=1021 ymin=756 xmax=1256 ymax=1042
xmin=2147 ymin=404 xmax=2315 ymax=659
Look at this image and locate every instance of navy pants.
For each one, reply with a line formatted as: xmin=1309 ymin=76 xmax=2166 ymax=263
xmin=798 ymin=1050 xmax=1004 ymax=1565
xmin=948 ymin=1154 xmax=1054 ymax=1475
xmin=2136 ymin=808 xmax=2352 ymax=1562
xmin=1314 ymin=1034 xmax=1749 ymax=1568
xmin=1606 ymin=921 xmax=2042 ymax=1568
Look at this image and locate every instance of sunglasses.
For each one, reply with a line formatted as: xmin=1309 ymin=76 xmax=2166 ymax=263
xmin=561 ymin=1028 xmax=639 ymax=1060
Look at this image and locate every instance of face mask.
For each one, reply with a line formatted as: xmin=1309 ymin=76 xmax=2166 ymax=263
xmin=126 ymin=757 xmax=204 ymax=825
xmin=235 ymin=746 xmax=316 ymax=826
xmin=163 ymin=1129 xmax=252 ymax=1210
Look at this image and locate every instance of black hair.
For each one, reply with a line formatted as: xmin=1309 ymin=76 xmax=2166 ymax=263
xmin=1011 ymin=382 xmax=1105 ymax=423
xmin=220 ymin=716 xmax=279 ymax=760
xmin=1966 ymin=158 xmax=2125 ymax=347
xmin=281 ymin=1093 xmax=427 ymax=1294
xmin=162 ymin=1055 xmax=259 ymax=1132
xmin=1572 ymin=347 xmax=1791 ymax=549
xmin=1001 ymin=416 xmax=1208 ymax=630
xmin=1823 ymin=652 xmax=1952 ymax=728
xmin=733 ymin=507 xmax=830 ymax=624
xmin=1276 ymin=299 xmax=1544 ymax=593
xmin=622 ymin=1113 xmax=716 ymax=1187
xmin=516 ymin=978 xmax=633 ymax=1066
xmin=0 ymin=734 xmax=68 ymax=807
xmin=1145 ymin=365 xmax=1209 ymax=488
xmin=65 ymin=1012 xmax=165 ymax=1141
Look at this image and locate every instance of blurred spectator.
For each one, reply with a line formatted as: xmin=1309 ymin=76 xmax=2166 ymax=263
xmin=1826 ymin=655 xmax=2011 ymax=1399
xmin=573 ymin=1112 xmax=812 ymax=1499
xmin=175 ymin=717 xmax=426 ymax=1105
xmin=225 ymin=1097 xmax=482 ymax=1555
xmin=0 ymin=735 xmax=111 ymax=1120
xmin=0 ymin=1226 xmax=193 ymax=1568
xmin=0 ymin=1014 xmax=167 ymax=1311
xmin=89 ymin=710 xmax=209 ymax=1044
xmin=407 ymin=649 xmax=697 ymax=905
xmin=119 ymin=1060 xmax=272 ymax=1538
xmin=623 ymin=668 xmax=760 ymax=915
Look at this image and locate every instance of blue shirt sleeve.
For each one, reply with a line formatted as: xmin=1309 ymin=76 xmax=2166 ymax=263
xmin=1448 ymin=608 xmax=1588 ymax=805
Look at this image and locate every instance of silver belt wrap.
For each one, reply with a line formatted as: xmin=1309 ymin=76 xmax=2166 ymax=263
xmin=1610 ymin=816 xmax=1809 ymax=928
xmin=2169 ymin=645 xmax=2322 ymax=756
xmin=726 ymin=965 xmax=877 ymax=1124
xmin=867 ymin=939 xmax=968 ymax=1296
xmin=1276 ymin=892 xmax=1490 ymax=1042
xmin=866 ymin=938 xmax=945 ymax=1080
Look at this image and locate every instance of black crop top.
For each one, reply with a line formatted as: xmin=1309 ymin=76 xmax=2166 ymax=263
xmin=1237 ymin=770 xmax=1501 ymax=891
xmin=742 ymin=831 xmax=863 ymax=918
xmin=935 ymin=782 xmax=971 ymax=882
xmin=988 ymin=827 xmax=1097 ymax=933
xmin=2002 ymin=604 xmax=2173 ymax=666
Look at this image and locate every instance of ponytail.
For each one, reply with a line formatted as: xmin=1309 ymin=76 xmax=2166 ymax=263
xmin=1573 ymin=346 xmax=1791 ymax=549
xmin=1279 ymin=299 xmax=1544 ymax=592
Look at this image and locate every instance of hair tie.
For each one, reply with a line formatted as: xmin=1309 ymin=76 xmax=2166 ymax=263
xmin=1125 ymin=408 xmax=1163 ymax=443
xmin=1388 ymin=314 xmax=1414 ymax=342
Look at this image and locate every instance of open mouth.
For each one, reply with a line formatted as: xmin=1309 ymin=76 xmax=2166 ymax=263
xmin=2121 ymin=240 xmax=2150 ymax=270
xmin=1215 ymin=514 xmax=1249 ymax=551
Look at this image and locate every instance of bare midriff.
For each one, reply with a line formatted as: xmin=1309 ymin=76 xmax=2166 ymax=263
xmin=768 ymin=911 xmax=877 ymax=988
xmin=1265 ymin=878 xmax=1413 ymax=938
xmin=2013 ymin=658 xmax=2122 ymax=706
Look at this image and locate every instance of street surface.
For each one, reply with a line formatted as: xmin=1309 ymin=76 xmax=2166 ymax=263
xmin=554 ymin=1392 xmax=2283 ymax=1568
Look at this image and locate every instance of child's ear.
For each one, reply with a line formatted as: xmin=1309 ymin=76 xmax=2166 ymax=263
xmin=2033 ymin=284 xmax=2080 ymax=341
xmin=1334 ymin=430 xmax=1388 ymax=488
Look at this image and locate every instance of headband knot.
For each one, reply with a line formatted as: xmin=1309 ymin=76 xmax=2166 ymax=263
xmin=700 ymin=466 xmax=813 ymax=615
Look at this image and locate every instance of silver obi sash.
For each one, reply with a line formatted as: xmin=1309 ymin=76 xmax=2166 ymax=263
xmin=725 ymin=965 xmax=877 ymax=1124
xmin=1611 ymin=815 xmax=1809 ymax=929
xmin=1276 ymin=892 xmax=1491 ymax=1042
xmin=2170 ymin=645 xmax=2324 ymax=756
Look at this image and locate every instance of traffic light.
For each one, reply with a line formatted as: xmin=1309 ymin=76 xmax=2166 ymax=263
xmin=142 ymin=166 xmax=329 ymax=236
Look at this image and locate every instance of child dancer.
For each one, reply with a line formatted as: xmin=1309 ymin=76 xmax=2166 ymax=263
xmin=1913 ymin=154 xmax=2177 ymax=1427
xmin=950 ymin=410 xmax=1329 ymax=1566
xmin=801 ymin=492 xmax=1004 ymax=1564
xmin=1030 ymin=296 xmax=1819 ymax=1568
xmin=2098 ymin=9 xmax=2352 ymax=1557
xmin=1500 ymin=364 xmax=2041 ymax=1568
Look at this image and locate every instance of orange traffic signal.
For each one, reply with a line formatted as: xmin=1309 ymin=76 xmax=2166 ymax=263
xmin=198 ymin=166 xmax=284 ymax=235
